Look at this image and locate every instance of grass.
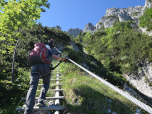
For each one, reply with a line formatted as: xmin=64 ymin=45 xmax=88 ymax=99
xmin=58 ymin=62 xmax=149 ymax=114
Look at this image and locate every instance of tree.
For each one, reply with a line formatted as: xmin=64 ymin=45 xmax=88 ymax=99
xmin=0 ymin=0 xmax=50 ymax=82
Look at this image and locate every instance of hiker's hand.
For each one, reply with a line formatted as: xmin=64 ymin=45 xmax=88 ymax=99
xmin=59 ymin=57 xmax=66 ymax=62
xmin=59 ymin=52 xmax=62 ymax=55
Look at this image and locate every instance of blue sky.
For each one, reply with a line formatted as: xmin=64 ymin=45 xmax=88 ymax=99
xmin=37 ymin=0 xmax=145 ymax=31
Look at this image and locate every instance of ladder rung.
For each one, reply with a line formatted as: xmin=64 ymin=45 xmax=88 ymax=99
xmin=50 ymin=79 xmax=62 ymax=81
xmin=56 ymin=73 xmax=62 ymax=74
xmin=50 ymin=84 xmax=63 ymax=86
xmin=51 ymin=76 xmax=61 ymax=78
xmin=37 ymin=89 xmax=63 ymax=91
xmin=16 ymin=105 xmax=64 ymax=111
xmin=38 ymin=84 xmax=63 ymax=86
xmin=21 ymin=96 xmax=64 ymax=101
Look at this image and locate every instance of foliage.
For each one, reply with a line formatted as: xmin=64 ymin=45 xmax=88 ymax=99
xmin=0 ymin=23 xmax=72 ymax=113
xmin=76 ymin=21 xmax=152 ymax=75
xmin=139 ymin=8 xmax=152 ymax=31
xmin=58 ymin=63 xmax=148 ymax=114
xmin=131 ymin=12 xmax=140 ymax=16
xmin=0 ymin=68 xmax=30 ymax=114
xmin=0 ymin=23 xmax=71 ymax=81
xmin=0 ymin=0 xmax=50 ymax=53
xmin=147 ymin=0 xmax=152 ymax=3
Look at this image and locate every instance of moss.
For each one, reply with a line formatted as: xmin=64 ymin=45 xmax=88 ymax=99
xmin=131 ymin=12 xmax=140 ymax=16
xmin=148 ymin=0 xmax=152 ymax=3
xmin=106 ymin=15 xmax=119 ymax=20
xmin=144 ymin=76 xmax=152 ymax=86
xmin=99 ymin=22 xmax=102 ymax=25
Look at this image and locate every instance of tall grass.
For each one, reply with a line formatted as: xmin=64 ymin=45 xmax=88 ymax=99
xmin=58 ymin=62 xmax=148 ymax=114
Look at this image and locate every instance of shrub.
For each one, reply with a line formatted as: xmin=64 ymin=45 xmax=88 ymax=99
xmin=139 ymin=8 xmax=152 ymax=31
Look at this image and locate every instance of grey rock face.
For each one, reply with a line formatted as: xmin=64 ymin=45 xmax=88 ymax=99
xmin=67 ymin=0 xmax=152 ymax=36
xmin=142 ymin=0 xmax=152 ymax=14
xmin=55 ymin=25 xmax=61 ymax=30
xmin=123 ymin=60 xmax=152 ymax=103
xmin=82 ymin=23 xmax=96 ymax=33
xmin=96 ymin=5 xmax=143 ymax=28
xmin=82 ymin=0 xmax=152 ymax=34
xmin=67 ymin=28 xmax=82 ymax=37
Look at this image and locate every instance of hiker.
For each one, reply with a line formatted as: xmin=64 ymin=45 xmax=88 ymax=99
xmin=48 ymin=39 xmax=55 ymax=50
xmin=24 ymin=43 xmax=61 ymax=114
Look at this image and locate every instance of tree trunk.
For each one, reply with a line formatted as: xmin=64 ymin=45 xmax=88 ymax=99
xmin=11 ymin=38 xmax=20 ymax=82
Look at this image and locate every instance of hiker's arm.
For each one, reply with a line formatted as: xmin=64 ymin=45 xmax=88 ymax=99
xmin=52 ymin=43 xmax=55 ymax=47
xmin=52 ymin=54 xmax=60 ymax=60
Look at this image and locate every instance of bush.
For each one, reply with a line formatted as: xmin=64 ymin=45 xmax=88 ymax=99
xmin=139 ymin=8 xmax=152 ymax=31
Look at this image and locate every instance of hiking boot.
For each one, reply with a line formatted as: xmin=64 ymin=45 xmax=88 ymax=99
xmin=24 ymin=110 xmax=32 ymax=114
xmin=35 ymin=101 xmax=46 ymax=107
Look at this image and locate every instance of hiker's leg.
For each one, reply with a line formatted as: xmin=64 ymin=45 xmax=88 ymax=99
xmin=25 ymin=74 xmax=40 ymax=112
xmin=38 ymin=74 xmax=50 ymax=103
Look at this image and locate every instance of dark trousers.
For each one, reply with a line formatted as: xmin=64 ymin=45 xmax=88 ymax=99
xmin=25 ymin=64 xmax=51 ymax=112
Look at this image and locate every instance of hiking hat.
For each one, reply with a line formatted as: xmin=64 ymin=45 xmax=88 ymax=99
xmin=45 ymin=45 xmax=50 ymax=50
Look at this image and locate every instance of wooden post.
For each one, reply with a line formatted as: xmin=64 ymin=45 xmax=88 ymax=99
xmin=11 ymin=38 xmax=19 ymax=82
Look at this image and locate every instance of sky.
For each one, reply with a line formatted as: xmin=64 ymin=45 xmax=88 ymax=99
xmin=37 ymin=0 xmax=145 ymax=31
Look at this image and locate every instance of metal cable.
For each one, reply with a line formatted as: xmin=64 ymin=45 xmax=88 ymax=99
xmin=55 ymin=47 xmax=152 ymax=113
xmin=88 ymin=75 xmax=114 ymax=99
xmin=66 ymin=57 xmax=152 ymax=114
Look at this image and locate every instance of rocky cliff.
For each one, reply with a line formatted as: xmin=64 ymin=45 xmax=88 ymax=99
xmin=66 ymin=0 xmax=152 ymax=103
xmin=83 ymin=0 xmax=152 ymax=35
xmin=67 ymin=0 xmax=152 ymax=37
xmin=67 ymin=28 xmax=82 ymax=37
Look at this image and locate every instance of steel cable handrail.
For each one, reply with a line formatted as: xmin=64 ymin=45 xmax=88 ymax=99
xmin=66 ymin=57 xmax=152 ymax=114
xmin=54 ymin=47 xmax=152 ymax=114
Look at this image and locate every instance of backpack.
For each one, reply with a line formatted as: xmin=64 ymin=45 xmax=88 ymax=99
xmin=28 ymin=43 xmax=50 ymax=65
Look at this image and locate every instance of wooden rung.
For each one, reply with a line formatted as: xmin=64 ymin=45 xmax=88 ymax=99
xmin=37 ymin=89 xmax=63 ymax=91
xmin=21 ymin=96 xmax=64 ymax=101
xmin=16 ymin=105 xmax=64 ymax=111
xmin=38 ymin=84 xmax=63 ymax=86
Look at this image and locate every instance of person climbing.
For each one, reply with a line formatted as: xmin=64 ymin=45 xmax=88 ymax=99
xmin=48 ymin=39 xmax=55 ymax=50
xmin=24 ymin=43 xmax=61 ymax=114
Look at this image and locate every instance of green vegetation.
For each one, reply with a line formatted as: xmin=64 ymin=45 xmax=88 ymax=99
xmin=56 ymin=62 xmax=148 ymax=114
xmin=148 ymin=0 xmax=152 ymax=3
xmin=0 ymin=0 xmax=50 ymax=54
xmin=0 ymin=23 xmax=70 ymax=113
xmin=131 ymin=12 xmax=140 ymax=16
xmin=1 ymin=1 xmax=152 ymax=113
xmin=139 ymin=8 xmax=152 ymax=31
xmin=74 ymin=20 xmax=152 ymax=76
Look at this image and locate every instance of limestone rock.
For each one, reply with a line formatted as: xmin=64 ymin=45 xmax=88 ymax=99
xmin=67 ymin=28 xmax=82 ymax=37
xmin=139 ymin=27 xmax=152 ymax=36
xmin=82 ymin=0 xmax=152 ymax=35
xmin=123 ymin=61 xmax=152 ymax=104
xmin=82 ymin=23 xmax=96 ymax=33
xmin=66 ymin=0 xmax=152 ymax=37
xmin=142 ymin=0 xmax=152 ymax=14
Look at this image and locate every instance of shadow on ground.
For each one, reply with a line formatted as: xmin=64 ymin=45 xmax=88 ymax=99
xmin=60 ymin=85 xmax=135 ymax=114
